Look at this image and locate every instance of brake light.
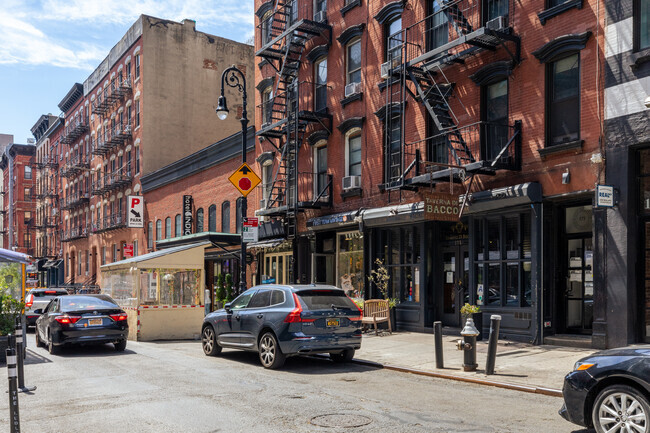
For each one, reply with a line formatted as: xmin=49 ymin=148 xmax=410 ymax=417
xmin=45 ymin=290 xmax=57 ymax=294
xmin=55 ymin=315 xmax=81 ymax=324
xmin=284 ymin=293 xmax=316 ymax=323
xmin=110 ymin=314 xmax=128 ymax=322
xmin=347 ymin=294 xmax=363 ymax=321
xmin=25 ymin=294 xmax=34 ymax=308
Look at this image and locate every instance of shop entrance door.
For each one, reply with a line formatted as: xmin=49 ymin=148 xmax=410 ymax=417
xmin=562 ymin=235 xmax=594 ymax=334
xmin=312 ymin=253 xmax=334 ymax=285
xmin=441 ymin=245 xmax=469 ymax=327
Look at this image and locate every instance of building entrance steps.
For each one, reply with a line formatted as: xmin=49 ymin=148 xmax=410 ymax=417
xmin=353 ymin=332 xmax=596 ymax=396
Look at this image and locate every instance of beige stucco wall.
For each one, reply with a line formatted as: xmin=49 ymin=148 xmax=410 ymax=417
xmin=141 ymin=16 xmax=255 ymax=176
xmin=134 ymin=307 xmax=204 ymax=341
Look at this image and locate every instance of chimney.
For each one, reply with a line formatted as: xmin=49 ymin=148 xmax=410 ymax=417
xmin=182 ymin=19 xmax=196 ymax=31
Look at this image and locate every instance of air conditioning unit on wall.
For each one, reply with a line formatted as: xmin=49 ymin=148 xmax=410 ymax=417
xmin=342 ymin=175 xmax=361 ymax=190
xmin=344 ymin=82 xmax=362 ymax=98
xmin=486 ymin=16 xmax=507 ymax=31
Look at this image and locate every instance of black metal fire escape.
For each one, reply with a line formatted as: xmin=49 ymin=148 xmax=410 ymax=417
xmin=255 ymin=0 xmax=332 ymax=240
xmin=384 ymin=0 xmax=522 ymax=190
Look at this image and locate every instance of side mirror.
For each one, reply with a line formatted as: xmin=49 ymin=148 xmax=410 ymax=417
xmin=33 ymin=309 xmax=42 ymax=315
xmin=224 ymin=303 xmax=232 ymax=312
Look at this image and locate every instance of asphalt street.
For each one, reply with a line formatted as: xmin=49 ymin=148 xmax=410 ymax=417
xmin=0 ymin=337 xmax=592 ymax=432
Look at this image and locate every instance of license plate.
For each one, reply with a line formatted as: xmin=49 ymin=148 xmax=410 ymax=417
xmin=88 ymin=318 xmax=102 ymax=326
xmin=326 ymin=318 xmax=340 ymax=327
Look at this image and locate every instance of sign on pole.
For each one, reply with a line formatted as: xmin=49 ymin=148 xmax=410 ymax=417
xmin=242 ymin=217 xmax=259 ymax=243
xmin=127 ymin=196 xmax=144 ymax=228
xmin=183 ymin=195 xmax=193 ymax=235
xmin=229 ymin=163 xmax=261 ymax=197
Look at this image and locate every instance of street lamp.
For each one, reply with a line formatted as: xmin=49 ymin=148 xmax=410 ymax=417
xmin=216 ymin=65 xmax=248 ymax=294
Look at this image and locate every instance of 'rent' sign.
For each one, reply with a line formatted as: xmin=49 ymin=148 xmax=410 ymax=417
xmin=423 ymin=192 xmax=461 ymax=222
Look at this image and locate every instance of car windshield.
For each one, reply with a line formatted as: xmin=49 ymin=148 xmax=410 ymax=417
xmin=31 ymin=290 xmax=68 ymax=298
xmin=60 ymin=295 xmax=119 ymax=311
xmin=229 ymin=290 xmax=255 ymax=310
xmin=296 ymin=289 xmax=357 ymax=311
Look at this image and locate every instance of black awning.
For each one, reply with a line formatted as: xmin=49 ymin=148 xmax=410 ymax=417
xmin=461 ymin=182 xmax=542 ymax=214
xmin=156 ymin=231 xmax=240 ymax=250
xmin=36 ymin=258 xmax=47 ymax=271
xmin=43 ymin=259 xmax=63 ymax=269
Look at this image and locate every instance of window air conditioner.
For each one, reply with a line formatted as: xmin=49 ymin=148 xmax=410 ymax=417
xmin=344 ymin=82 xmax=362 ymax=98
xmin=342 ymin=175 xmax=361 ymax=190
xmin=380 ymin=62 xmax=391 ymax=79
xmin=486 ymin=16 xmax=507 ymax=31
xmin=313 ymin=10 xmax=326 ymax=23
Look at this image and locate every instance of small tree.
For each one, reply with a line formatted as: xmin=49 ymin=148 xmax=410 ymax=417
xmin=224 ymin=273 xmax=234 ymax=302
xmin=215 ymin=273 xmax=226 ymax=304
xmin=368 ymin=258 xmax=390 ymax=300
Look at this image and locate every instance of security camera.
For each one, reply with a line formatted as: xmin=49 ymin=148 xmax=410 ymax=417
xmin=645 ymin=95 xmax=650 ymax=109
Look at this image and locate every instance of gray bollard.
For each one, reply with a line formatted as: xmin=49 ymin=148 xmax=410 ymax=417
xmin=485 ymin=315 xmax=502 ymax=375
xmin=14 ymin=317 xmax=36 ymax=393
xmin=434 ymin=321 xmax=444 ymax=369
xmin=6 ymin=334 xmax=21 ymax=433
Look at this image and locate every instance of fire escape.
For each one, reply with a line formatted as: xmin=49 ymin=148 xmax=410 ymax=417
xmin=384 ymin=0 xmax=522 ymax=191
xmin=255 ymin=0 xmax=333 ymax=242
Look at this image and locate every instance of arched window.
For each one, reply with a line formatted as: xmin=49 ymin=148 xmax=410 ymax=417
xmin=196 ymin=208 xmax=204 ymax=233
xmin=148 ymin=221 xmax=153 ymax=249
xmin=175 ymin=214 xmax=181 ymax=237
xmin=221 ymin=201 xmax=230 ymax=233
xmin=156 ymin=219 xmax=162 ymax=240
xmin=165 ymin=217 xmax=171 ymax=238
xmin=208 ymin=205 xmax=217 ymax=232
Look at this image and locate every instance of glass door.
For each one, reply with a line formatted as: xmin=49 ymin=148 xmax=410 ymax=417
xmin=312 ymin=253 xmax=334 ymax=286
xmin=565 ymin=236 xmax=594 ymax=333
xmin=441 ymin=245 xmax=469 ymax=327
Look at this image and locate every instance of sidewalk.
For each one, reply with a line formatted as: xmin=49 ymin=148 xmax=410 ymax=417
xmin=354 ymin=331 xmax=597 ymax=396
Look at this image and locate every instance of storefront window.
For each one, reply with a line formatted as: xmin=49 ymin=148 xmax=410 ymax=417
xmin=337 ymin=231 xmax=364 ymax=297
xmin=371 ymin=226 xmax=421 ymax=303
xmin=263 ymin=248 xmax=292 ymax=285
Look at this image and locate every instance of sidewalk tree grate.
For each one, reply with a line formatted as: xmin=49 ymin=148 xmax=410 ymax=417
xmin=310 ymin=414 xmax=372 ymax=428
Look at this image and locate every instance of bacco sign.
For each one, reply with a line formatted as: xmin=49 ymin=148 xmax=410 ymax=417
xmin=423 ymin=192 xmax=461 ymax=222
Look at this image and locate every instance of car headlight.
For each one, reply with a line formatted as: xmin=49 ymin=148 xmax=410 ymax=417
xmin=573 ymin=361 xmax=595 ymax=371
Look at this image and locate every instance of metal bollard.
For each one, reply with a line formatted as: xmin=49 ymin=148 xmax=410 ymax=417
xmin=6 ymin=334 xmax=21 ymax=433
xmin=433 ymin=321 xmax=444 ymax=369
xmin=457 ymin=318 xmax=480 ymax=372
xmin=14 ymin=317 xmax=36 ymax=393
xmin=485 ymin=315 xmax=502 ymax=375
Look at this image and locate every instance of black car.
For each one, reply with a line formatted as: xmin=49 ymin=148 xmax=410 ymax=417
xmin=560 ymin=346 xmax=650 ymax=432
xmin=24 ymin=288 xmax=69 ymax=327
xmin=35 ymin=294 xmax=129 ymax=354
xmin=202 ymin=284 xmax=362 ymax=369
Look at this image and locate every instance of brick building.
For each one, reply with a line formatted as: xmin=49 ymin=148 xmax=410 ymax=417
xmin=253 ymin=0 xmax=608 ymax=346
xmin=52 ymin=15 xmax=254 ymax=288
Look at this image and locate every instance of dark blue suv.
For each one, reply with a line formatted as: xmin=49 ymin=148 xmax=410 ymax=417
xmin=201 ymin=284 xmax=363 ymax=369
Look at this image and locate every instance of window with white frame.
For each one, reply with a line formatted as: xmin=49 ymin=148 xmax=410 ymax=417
xmin=346 ymin=131 xmax=362 ymax=176
xmin=315 ymin=57 xmax=327 ymax=112
xmin=346 ymin=38 xmax=361 ymax=84
xmin=314 ymin=142 xmax=328 ymax=197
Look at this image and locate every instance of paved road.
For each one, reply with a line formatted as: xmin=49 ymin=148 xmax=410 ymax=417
xmin=1 ymin=337 xmax=591 ymax=432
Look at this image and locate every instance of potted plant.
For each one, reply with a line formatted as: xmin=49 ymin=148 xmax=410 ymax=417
xmin=224 ymin=273 xmax=234 ymax=303
xmin=214 ymin=273 xmax=226 ymax=310
xmin=460 ymin=303 xmax=483 ymax=341
xmin=368 ymin=259 xmax=397 ymax=330
xmin=0 ymin=292 xmax=24 ymax=364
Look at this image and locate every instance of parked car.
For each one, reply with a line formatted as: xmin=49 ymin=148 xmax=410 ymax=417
xmin=25 ymin=288 xmax=69 ymax=327
xmin=34 ymin=294 xmax=129 ymax=354
xmin=201 ymin=284 xmax=363 ymax=369
xmin=559 ymin=346 xmax=650 ymax=433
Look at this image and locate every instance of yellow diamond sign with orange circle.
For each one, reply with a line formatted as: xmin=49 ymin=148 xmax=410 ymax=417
xmin=229 ymin=163 xmax=261 ymax=197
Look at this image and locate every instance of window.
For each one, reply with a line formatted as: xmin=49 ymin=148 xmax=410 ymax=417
xmin=196 ymin=208 xmax=204 ymax=232
xmin=638 ymin=0 xmax=650 ymax=50
xmin=314 ymin=144 xmax=328 ymax=196
xmin=372 ymin=226 xmax=420 ymax=302
xmin=208 ymin=205 xmax=216 ymax=232
xmin=135 ymin=101 xmax=140 ymax=128
xmin=548 ymin=54 xmax=580 ymax=146
xmin=85 ymin=250 xmax=89 ymax=275
xmin=483 ymin=79 xmax=508 ymax=160
xmin=387 ymin=113 xmax=401 ymax=181
xmin=315 ymin=0 xmax=327 ymax=15
xmin=428 ymin=1 xmax=448 ymax=51
xmin=347 ymin=133 xmax=362 ymax=176
xmin=221 ymin=201 xmax=230 ymax=233
xmin=175 ymin=214 xmax=181 ymax=237
xmin=78 ymin=253 xmax=82 ymax=275
xmin=23 ymin=233 xmax=31 ymax=249
xmin=262 ymin=162 xmax=273 ymax=202
xmin=127 ymin=105 xmax=132 ymax=124
xmin=135 ymin=147 xmax=140 ymax=174
xmin=261 ymin=11 xmax=273 ymax=45
xmin=165 ymin=217 xmax=171 ymax=238
xmin=112 ymin=244 xmax=117 ymax=262
xmin=135 ymin=54 xmax=140 ymax=79
xmin=386 ymin=17 xmax=402 ymax=64
xmin=484 ymin=0 xmax=508 ymax=23
xmin=147 ymin=221 xmax=153 ymax=249
xmin=126 ymin=62 xmax=131 ymax=80
xmin=24 ymin=187 xmax=31 ymax=201
xmin=346 ymin=39 xmax=361 ymax=84
xmin=315 ymin=57 xmax=327 ymax=112
xmin=156 ymin=219 xmax=162 ymax=240
xmin=102 ymin=246 xmax=106 ymax=265
xmin=24 ymin=166 xmax=32 ymax=180
xmin=261 ymin=88 xmax=273 ymax=124
xmin=236 ymin=198 xmax=243 ymax=234
xmin=24 ymin=211 xmax=31 ymax=224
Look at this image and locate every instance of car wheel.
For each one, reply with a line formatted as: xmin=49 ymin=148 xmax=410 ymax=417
xmin=114 ymin=340 xmax=127 ymax=352
xmin=592 ymin=384 xmax=650 ymax=433
xmin=330 ymin=349 xmax=355 ymax=363
xmin=259 ymin=331 xmax=285 ymax=369
xmin=202 ymin=325 xmax=222 ymax=356
xmin=47 ymin=330 xmax=57 ymax=355
xmin=35 ymin=329 xmax=43 ymax=348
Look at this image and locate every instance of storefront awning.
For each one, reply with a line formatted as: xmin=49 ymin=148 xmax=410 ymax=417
xmin=362 ymin=202 xmax=424 ymax=227
xmin=36 ymin=258 xmax=47 ymax=271
xmin=246 ymin=238 xmax=285 ymax=249
xmin=460 ymin=182 xmax=542 ymax=214
xmin=101 ymin=242 xmax=210 ymax=271
xmin=307 ymin=210 xmax=360 ymax=231
xmin=43 ymin=259 xmax=63 ymax=269
xmin=0 ymin=248 xmax=31 ymax=264
xmin=156 ymin=231 xmax=241 ymax=250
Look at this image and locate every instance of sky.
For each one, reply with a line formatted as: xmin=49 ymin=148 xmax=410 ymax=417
xmin=0 ymin=0 xmax=254 ymax=144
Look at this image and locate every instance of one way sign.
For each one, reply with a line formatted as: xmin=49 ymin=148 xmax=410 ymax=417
xmin=127 ymin=196 xmax=144 ymax=228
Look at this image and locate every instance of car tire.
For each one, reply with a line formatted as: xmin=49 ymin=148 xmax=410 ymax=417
xmin=35 ymin=329 xmax=43 ymax=348
xmin=330 ymin=349 xmax=355 ymax=363
xmin=47 ymin=330 xmax=58 ymax=355
xmin=114 ymin=340 xmax=127 ymax=352
xmin=202 ymin=325 xmax=222 ymax=356
xmin=592 ymin=384 xmax=650 ymax=433
xmin=259 ymin=331 xmax=285 ymax=369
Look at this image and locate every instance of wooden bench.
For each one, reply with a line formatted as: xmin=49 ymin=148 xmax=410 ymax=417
xmin=361 ymin=299 xmax=392 ymax=335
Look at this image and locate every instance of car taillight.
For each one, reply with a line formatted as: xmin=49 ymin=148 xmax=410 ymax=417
xmin=347 ymin=294 xmax=363 ymax=321
xmin=110 ymin=313 xmax=128 ymax=322
xmin=45 ymin=290 xmax=57 ymax=294
xmin=284 ymin=293 xmax=316 ymax=323
xmin=55 ymin=315 xmax=81 ymax=324
xmin=25 ymin=294 xmax=34 ymax=308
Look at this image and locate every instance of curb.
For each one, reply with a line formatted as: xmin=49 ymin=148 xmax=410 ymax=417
xmin=349 ymin=358 xmax=563 ymax=398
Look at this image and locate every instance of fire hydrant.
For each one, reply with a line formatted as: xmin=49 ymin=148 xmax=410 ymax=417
xmin=456 ymin=317 xmax=480 ymax=372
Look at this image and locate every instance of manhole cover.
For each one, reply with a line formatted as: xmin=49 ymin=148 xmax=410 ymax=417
xmin=310 ymin=414 xmax=372 ymax=428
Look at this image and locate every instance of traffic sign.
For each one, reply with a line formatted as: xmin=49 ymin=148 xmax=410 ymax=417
xmin=243 ymin=217 xmax=259 ymax=243
xmin=229 ymin=163 xmax=261 ymax=197
xmin=127 ymin=196 xmax=144 ymax=228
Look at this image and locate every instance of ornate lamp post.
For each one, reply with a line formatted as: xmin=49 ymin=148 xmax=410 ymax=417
xmin=216 ymin=66 xmax=248 ymax=294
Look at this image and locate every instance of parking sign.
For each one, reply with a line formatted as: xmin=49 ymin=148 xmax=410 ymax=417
xmin=127 ymin=196 xmax=144 ymax=228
